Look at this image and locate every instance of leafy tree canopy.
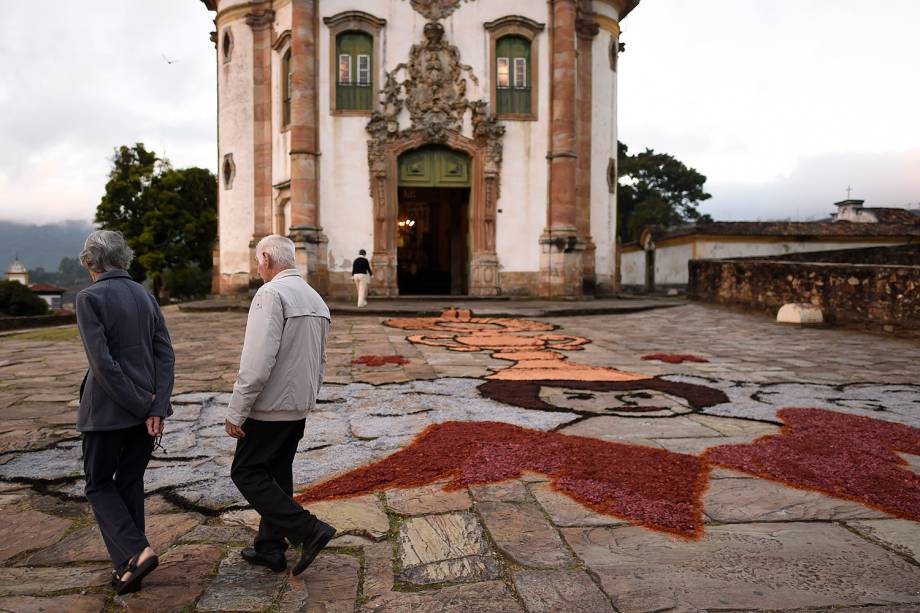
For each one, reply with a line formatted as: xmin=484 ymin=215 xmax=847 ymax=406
xmin=94 ymin=144 xmax=217 ymax=300
xmin=0 ymin=280 xmax=49 ymax=317
xmin=617 ymin=142 xmax=713 ymax=243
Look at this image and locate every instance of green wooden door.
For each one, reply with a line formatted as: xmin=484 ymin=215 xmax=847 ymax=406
xmin=398 ymin=147 xmax=471 ymax=187
xmin=336 ymin=31 xmax=373 ymax=111
xmin=496 ymin=35 xmax=531 ymax=115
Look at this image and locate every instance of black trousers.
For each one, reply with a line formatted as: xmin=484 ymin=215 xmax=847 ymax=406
xmin=230 ymin=418 xmax=317 ymax=554
xmin=83 ymin=423 xmax=154 ymax=570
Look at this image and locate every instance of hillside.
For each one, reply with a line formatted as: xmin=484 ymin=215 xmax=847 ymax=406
xmin=0 ymin=220 xmax=95 ymax=272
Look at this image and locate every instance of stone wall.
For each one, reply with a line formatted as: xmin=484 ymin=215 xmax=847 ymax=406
xmin=688 ymin=245 xmax=920 ymax=337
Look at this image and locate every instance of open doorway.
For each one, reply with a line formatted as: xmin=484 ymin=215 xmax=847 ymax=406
xmin=397 ymin=146 xmax=471 ymax=295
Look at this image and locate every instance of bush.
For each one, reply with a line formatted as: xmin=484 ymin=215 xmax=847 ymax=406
xmin=162 ymin=265 xmax=211 ymax=300
xmin=0 ymin=280 xmax=49 ymax=316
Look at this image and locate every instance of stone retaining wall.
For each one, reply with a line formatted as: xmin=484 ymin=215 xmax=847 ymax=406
xmin=688 ymin=245 xmax=920 ymax=336
xmin=0 ymin=313 xmax=77 ymax=332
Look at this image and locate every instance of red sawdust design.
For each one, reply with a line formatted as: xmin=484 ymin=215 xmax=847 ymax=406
xmin=386 ymin=309 xmax=651 ymax=382
xmin=297 ymin=420 xmax=708 ymax=538
xmin=706 ymin=408 xmax=920 ymax=521
xmin=352 ymin=355 xmax=410 ymax=367
xmin=642 ymin=353 xmax=709 ymax=364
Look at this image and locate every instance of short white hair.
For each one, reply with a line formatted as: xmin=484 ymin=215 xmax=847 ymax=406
xmin=256 ymin=234 xmax=296 ymax=268
xmin=80 ymin=230 xmax=134 ymax=273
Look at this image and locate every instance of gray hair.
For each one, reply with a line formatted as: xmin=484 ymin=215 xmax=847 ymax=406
xmin=79 ymin=230 xmax=134 ymax=273
xmin=256 ymin=234 xmax=296 ymax=268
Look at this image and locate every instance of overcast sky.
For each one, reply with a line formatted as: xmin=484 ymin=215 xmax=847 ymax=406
xmin=1 ymin=0 xmax=918 ymax=225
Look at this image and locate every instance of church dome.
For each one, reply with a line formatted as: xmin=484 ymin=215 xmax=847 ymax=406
xmin=6 ymin=258 xmax=26 ymax=274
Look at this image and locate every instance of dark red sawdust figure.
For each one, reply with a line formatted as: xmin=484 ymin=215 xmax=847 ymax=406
xmin=296 ymin=421 xmax=708 ymax=537
xmin=352 ymin=355 xmax=410 ymax=367
xmin=707 ymin=408 xmax=920 ymax=521
xmin=642 ymin=353 xmax=709 ymax=364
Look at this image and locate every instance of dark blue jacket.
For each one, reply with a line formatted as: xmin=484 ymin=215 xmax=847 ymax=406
xmin=76 ymin=270 xmax=175 ymax=432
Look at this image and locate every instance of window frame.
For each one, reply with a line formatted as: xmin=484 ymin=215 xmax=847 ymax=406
xmin=485 ymin=16 xmax=544 ymax=122
xmin=281 ymin=48 xmax=292 ymax=128
xmin=323 ymin=11 xmax=386 ymax=117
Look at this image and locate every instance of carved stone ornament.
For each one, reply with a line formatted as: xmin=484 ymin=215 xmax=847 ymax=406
xmin=405 ymin=0 xmax=476 ymax=21
xmin=366 ymin=21 xmax=505 ymax=173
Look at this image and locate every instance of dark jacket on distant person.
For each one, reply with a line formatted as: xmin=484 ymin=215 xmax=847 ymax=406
xmin=352 ymin=257 xmax=372 ymax=276
xmin=75 ymin=270 xmax=175 ymax=432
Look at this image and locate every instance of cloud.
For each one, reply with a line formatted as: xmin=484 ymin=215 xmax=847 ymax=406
xmin=703 ymin=149 xmax=920 ymax=221
xmin=0 ymin=0 xmax=216 ymax=224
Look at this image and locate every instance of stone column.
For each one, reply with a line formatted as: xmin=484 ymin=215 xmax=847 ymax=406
xmin=290 ymin=0 xmax=328 ymax=293
xmin=541 ymin=0 xmax=583 ymax=297
xmin=576 ymin=6 xmax=599 ymax=294
xmin=246 ymin=8 xmax=275 ymax=280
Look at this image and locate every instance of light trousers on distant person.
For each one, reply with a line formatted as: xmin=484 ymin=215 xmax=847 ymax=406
xmin=353 ymin=273 xmax=370 ymax=307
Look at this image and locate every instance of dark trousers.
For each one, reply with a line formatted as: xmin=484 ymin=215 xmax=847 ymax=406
xmin=83 ymin=423 xmax=154 ymax=570
xmin=230 ymin=418 xmax=317 ymax=554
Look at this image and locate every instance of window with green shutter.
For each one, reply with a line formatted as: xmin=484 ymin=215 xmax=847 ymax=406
xmin=496 ymin=35 xmax=531 ymax=116
xmin=282 ymin=49 xmax=292 ymax=126
xmin=336 ymin=31 xmax=373 ymax=111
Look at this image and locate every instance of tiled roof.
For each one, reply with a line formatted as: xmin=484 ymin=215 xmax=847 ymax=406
xmin=28 ymin=282 xmax=66 ymax=293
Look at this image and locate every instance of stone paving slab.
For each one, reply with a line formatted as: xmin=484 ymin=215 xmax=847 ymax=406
xmin=0 ymin=510 xmax=71 ymax=562
xmin=196 ymin=548 xmax=286 ymax=612
xmin=529 ymin=483 xmax=628 ymax=527
xmin=477 ymin=501 xmax=574 ymax=568
xmin=385 ymin=483 xmax=472 ymax=516
xmin=703 ymin=477 xmax=892 ymax=523
xmin=0 ymin=594 xmax=108 ymax=612
xmin=279 ymin=553 xmax=360 ymax=613
xmin=0 ymin=564 xmax=111 ymax=596
xmin=119 ymin=543 xmax=224 ymax=612
xmin=561 ymin=523 xmax=920 ymax=613
xmin=363 ymin=580 xmax=524 ymax=613
xmin=513 ymin=570 xmax=614 ymax=613
xmin=846 ymin=519 xmax=920 ymax=564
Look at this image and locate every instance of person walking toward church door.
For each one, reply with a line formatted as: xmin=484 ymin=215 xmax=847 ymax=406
xmin=352 ymin=249 xmax=372 ymax=307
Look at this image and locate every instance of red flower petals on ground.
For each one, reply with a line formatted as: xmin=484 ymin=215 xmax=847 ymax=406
xmin=707 ymin=408 xmax=920 ymax=521
xmin=351 ymin=355 xmax=410 ymax=367
xmin=642 ymin=353 xmax=709 ymax=364
xmin=297 ymin=420 xmax=708 ymax=538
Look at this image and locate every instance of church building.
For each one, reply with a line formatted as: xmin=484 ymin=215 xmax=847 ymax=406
xmin=198 ymin=0 xmax=638 ymax=298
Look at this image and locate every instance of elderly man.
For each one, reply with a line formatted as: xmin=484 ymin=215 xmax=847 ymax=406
xmin=226 ymin=234 xmax=336 ymax=576
xmin=76 ymin=230 xmax=174 ymax=595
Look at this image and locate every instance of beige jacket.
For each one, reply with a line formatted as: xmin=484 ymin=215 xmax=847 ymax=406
xmin=227 ymin=269 xmax=331 ymax=426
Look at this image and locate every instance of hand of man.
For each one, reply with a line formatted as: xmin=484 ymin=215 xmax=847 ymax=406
xmin=225 ymin=420 xmax=246 ymax=439
xmin=146 ymin=415 xmax=164 ymax=437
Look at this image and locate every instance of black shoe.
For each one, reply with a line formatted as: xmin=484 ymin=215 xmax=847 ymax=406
xmin=291 ymin=521 xmax=336 ymax=577
xmin=240 ymin=547 xmax=287 ymax=573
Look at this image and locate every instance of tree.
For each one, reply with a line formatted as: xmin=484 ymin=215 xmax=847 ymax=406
xmin=0 ymin=281 xmax=49 ymax=316
xmin=94 ymin=144 xmax=217 ymax=300
xmin=617 ymin=142 xmax=713 ymax=243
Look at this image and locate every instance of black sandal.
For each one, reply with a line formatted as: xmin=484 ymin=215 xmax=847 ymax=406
xmin=114 ymin=552 xmax=159 ymax=595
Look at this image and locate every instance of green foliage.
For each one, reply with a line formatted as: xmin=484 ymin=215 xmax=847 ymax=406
xmin=617 ymin=142 xmax=713 ymax=243
xmin=0 ymin=280 xmax=49 ymax=316
xmin=29 ymin=257 xmax=90 ymax=288
xmin=94 ymin=144 xmax=217 ymax=299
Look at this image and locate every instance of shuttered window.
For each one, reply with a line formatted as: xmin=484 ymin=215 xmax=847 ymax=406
xmin=336 ymin=31 xmax=373 ymax=111
xmin=282 ymin=50 xmax=292 ymax=126
xmin=496 ymin=35 xmax=531 ymax=115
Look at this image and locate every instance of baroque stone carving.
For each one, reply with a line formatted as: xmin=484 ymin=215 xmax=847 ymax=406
xmin=405 ymin=0 xmax=476 ymax=21
xmin=366 ymin=22 xmax=504 ymax=175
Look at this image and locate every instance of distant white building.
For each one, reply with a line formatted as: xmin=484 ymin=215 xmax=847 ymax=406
xmin=621 ymin=200 xmax=920 ymax=290
xmin=198 ymin=0 xmax=639 ymax=298
xmin=4 ymin=257 xmax=28 ymax=286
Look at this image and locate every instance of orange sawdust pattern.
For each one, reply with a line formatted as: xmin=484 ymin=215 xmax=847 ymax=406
xmin=707 ymin=408 xmax=920 ymax=522
xmin=296 ymin=420 xmax=708 ymax=538
xmin=352 ymin=355 xmax=410 ymax=367
xmin=642 ymin=353 xmax=709 ymax=364
xmin=387 ymin=309 xmax=651 ymax=382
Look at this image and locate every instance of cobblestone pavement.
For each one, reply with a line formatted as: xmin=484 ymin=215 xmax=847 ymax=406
xmin=0 ymin=302 xmax=918 ymax=612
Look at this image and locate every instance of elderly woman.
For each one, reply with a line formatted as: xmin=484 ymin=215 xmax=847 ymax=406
xmin=75 ymin=230 xmax=175 ymax=594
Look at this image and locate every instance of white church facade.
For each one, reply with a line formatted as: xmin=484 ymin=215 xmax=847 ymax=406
xmin=199 ymin=0 xmax=638 ymax=298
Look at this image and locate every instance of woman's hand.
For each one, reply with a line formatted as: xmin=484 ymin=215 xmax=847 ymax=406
xmin=225 ymin=420 xmax=246 ymax=439
xmin=146 ymin=415 xmax=165 ymax=437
